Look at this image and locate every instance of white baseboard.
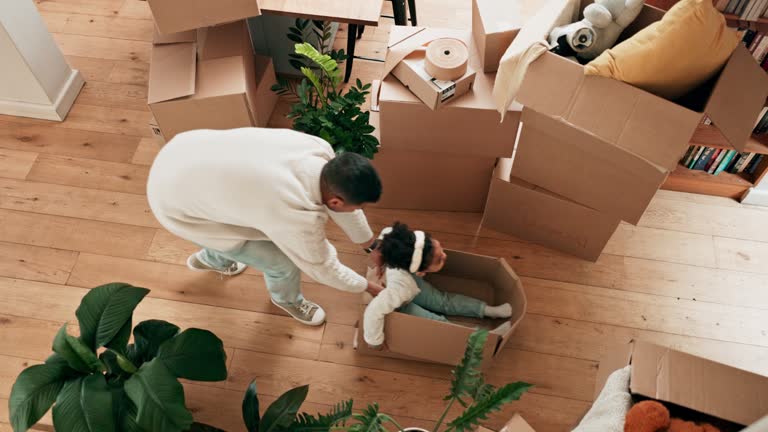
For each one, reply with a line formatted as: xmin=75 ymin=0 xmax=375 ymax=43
xmin=0 ymin=69 xmax=84 ymax=121
xmin=741 ymin=187 xmax=768 ymax=206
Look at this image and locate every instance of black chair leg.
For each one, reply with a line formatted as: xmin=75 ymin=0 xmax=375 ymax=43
xmin=344 ymin=23 xmax=358 ymax=83
xmin=407 ymin=0 xmax=417 ymax=25
xmin=392 ymin=0 xmax=407 ymax=25
xmin=357 ymin=25 xmax=365 ymax=39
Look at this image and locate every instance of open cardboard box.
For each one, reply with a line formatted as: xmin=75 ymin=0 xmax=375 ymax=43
xmin=147 ymin=0 xmax=261 ymax=34
xmin=355 ymin=249 xmax=527 ymax=368
xmin=596 ymin=341 xmax=768 ymax=431
xmin=147 ymin=21 xmax=277 ymax=141
xmin=483 ymin=158 xmax=621 ymax=262
xmin=472 ymin=0 xmax=541 ymax=72
xmin=379 ymin=26 xmax=522 ymax=159
xmin=477 ymin=414 xmax=536 ymax=432
xmin=391 ymin=56 xmax=477 ymax=111
xmin=517 ymin=4 xmax=768 ymax=171
xmin=511 ymin=107 xmax=667 ymax=225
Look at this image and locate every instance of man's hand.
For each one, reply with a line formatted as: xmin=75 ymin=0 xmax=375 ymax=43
xmin=366 ymin=281 xmax=385 ymax=297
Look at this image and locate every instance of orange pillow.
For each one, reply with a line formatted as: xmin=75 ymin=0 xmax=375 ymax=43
xmin=584 ymin=0 xmax=740 ymax=100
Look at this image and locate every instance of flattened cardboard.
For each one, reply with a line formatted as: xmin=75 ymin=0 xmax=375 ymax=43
xmin=517 ymin=3 xmax=768 ymax=162
xmin=380 ymin=26 xmax=522 ymax=158
xmin=356 ymin=250 xmax=527 ymax=368
xmin=596 ymin=341 xmax=768 ymax=427
xmin=512 ymin=108 xmax=667 ymax=224
xmin=392 ymin=55 xmax=476 ymax=110
xmin=148 ymin=0 xmax=261 ymax=35
xmin=477 ymin=414 xmax=536 ymax=432
xmin=483 ymin=158 xmax=621 ymax=261
xmin=472 ymin=0 xmax=542 ymax=72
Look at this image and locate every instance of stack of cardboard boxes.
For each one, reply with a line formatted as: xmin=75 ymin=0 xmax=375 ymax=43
xmin=375 ymin=1 xmax=768 ymax=261
xmin=146 ymin=0 xmax=277 ymax=142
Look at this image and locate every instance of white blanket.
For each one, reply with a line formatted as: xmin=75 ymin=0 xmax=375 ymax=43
xmin=571 ymin=366 xmax=632 ymax=432
xmin=492 ymin=0 xmax=579 ymax=119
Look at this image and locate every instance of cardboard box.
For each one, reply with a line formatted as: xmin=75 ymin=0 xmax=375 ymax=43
xmin=511 ymin=108 xmax=667 ymax=225
xmin=477 ymin=414 xmax=536 ymax=432
xmin=472 ymin=0 xmax=541 ymax=72
xmin=148 ymin=115 xmax=165 ymax=143
xmin=372 ymin=147 xmax=497 ymax=212
xmin=596 ymin=341 xmax=768 ymax=430
xmin=379 ymin=26 xmax=522 ymax=159
xmin=147 ymin=22 xmax=277 ymax=141
xmin=355 ymin=250 xmax=527 ymax=368
xmin=392 ymin=56 xmax=476 ymax=110
xmin=517 ymin=5 xmax=768 ymax=169
xmin=196 ymin=22 xmax=253 ymax=61
xmin=147 ymin=0 xmax=261 ymax=35
xmin=483 ymin=158 xmax=621 ymax=262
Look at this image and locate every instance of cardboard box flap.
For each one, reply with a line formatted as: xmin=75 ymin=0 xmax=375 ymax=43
xmin=492 ymin=258 xmax=527 ymax=352
xmin=516 ymin=51 xmax=584 ymax=118
xmin=629 ymin=340 xmax=768 ymax=426
xmin=705 ymin=44 xmax=768 ymax=151
xmin=194 ymin=56 xmax=248 ymax=99
xmin=593 ymin=342 xmax=635 ymax=400
xmin=500 ymin=414 xmax=536 ymax=432
xmin=148 ymin=43 xmax=197 ymax=104
xmin=153 ymin=22 xmax=197 ymax=44
xmin=197 ymin=21 xmax=249 ymax=61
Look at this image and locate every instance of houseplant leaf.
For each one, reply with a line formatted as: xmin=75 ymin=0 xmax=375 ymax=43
xmin=157 ymin=328 xmax=227 ymax=381
xmin=295 ymin=43 xmax=340 ymax=85
xmin=51 ymin=377 xmax=90 ymax=432
xmin=448 ymin=330 xmax=488 ymax=403
xmin=112 ymin=387 xmax=143 ymax=432
xmin=242 ymin=380 xmax=260 ymax=432
xmin=81 ymin=374 xmax=117 ymax=432
xmin=104 ymin=318 xmax=133 ymax=354
xmin=76 ymin=283 xmax=149 ymax=350
xmin=290 ymin=399 xmax=353 ymax=431
xmin=300 ymin=67 xmax=324 ymax=96
xmin=52 ymin=324 xmax=103 ymax=374
xmin=9 ymin=361 xmax=71 ymax=432
xmin=133 ymin=319 xmax=180 ymax=363
xmin=446 ymin=382 xmax=533 ymax=432
xmin=260 ymin=385 xmax=309 ymax=432
xmin=124 ymin=359 xmax=193 ymax=432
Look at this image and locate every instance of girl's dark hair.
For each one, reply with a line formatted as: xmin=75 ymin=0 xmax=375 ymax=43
xmin=378 ymin=222 xmax=434 ymax=272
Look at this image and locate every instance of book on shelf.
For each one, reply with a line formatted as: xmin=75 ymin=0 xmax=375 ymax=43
xmin=679 ymin=145 xmax=762 ymax=177
xmin=694 ymin=147 xmax=715 ymax=170
xmin=748 ymin=155 xmax=765 ymax=173
xmin=708 ymin=148 xmax=728 ymax=173
xmin=715 ymin=150 xmax=738 ymax=175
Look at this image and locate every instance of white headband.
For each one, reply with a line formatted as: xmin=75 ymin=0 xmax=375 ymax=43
xmin=378 ymin=227 xmax=426 ymax=274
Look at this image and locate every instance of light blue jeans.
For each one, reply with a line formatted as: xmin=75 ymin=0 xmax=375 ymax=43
xmin=400 ymin=275 xmax=486 ymax=322
xmin=199 ymin=241 xmax=302 ymax=306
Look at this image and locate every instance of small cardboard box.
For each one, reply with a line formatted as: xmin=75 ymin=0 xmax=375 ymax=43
xmin=511 ymin=108 xmax=667 ymax=225
xmin=477 ymin=414 xmax=536 ymax=432
xmin=147 ymin=21 xmax=277 ymax=141
xmin=392 ymin=56 xmax=476 ymax=110
xmin=355 ymin=250 xmax=527 ymax=368
xmin=147 ymin=0 xmax=261 ymax=35
xmin=472 ymin=0 xmax=541 ymax=72
xmin=379 ymin=26 xmax=522 ymax=158
xmin=517 ymin=5 xmax=768 ymax=168
xmin=596 ymin=341 xmax=768 ymax=430
xmin=483 ymin=158 xmax=621 ymax=262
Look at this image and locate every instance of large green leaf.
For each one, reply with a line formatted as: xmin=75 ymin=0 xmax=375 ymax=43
xmin=446 ymin=382 xmax=533 ymax=432
xmin=52 ymin=377 xmax=90 ymax=432
xmin=295 ymin=43 xmax=341 ymax=87
xmin=104 ymin=317 xmax=133 ymax=354
xmin=52 ymin=324 xmax=103 ymax=374
xmin=112 ymin=387 xmax=143 ymax=432
xmin=9 ymin=361 xmax=71 ymax=432
xmin=260 ymin=385 xmax=309 ymax=432
xmin=76 ymin=283 xmax=149 ymax=350
xmin=124 ymin=359 xmax=193 ymax=432
xmin=157 ymin=329 xmax=227 ymax=381
xmin=133 ymin=320 xmax=179 ymax=363
xmin=290 ymin=399 xmax=353 ymax=431
xmin=81 ymin=374 xmax=117 ymax=432
xmin=447 ymin=330 xmax=488 ymax=405
xmin=242 ymin=380 xmax=260 ymax=432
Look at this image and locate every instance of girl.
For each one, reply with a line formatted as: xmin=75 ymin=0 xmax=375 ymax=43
xmin=363 ymin=222 xmax=514 ymax=348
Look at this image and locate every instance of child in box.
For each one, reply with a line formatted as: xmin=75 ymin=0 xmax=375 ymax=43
xmin=363 ymin=222 xmax=514 ymax=348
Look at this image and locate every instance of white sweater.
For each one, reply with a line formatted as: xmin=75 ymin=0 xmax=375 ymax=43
xmin=363 ymin=267 xmax=420 ymax=345
xmin=146 ymin=128 xmax=372 ymax=293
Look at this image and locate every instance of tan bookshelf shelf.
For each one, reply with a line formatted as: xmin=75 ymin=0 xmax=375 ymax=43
xmin=663 ymin=163 xmax=755 ymax=199
xmin=725 ymin=13 xmax=768 ymax=31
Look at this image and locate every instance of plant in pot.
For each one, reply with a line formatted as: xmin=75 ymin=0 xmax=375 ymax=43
xmin=272 ymin=21 xmax=379 ymax=159
xmin=9 ymin=282 xmax=228 ymax=432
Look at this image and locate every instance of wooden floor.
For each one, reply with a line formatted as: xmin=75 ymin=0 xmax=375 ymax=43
xmin=1 ymin=1 xmax=768 ymax=431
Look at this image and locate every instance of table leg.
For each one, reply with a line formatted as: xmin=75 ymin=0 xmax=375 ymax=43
xmin=407 ymin=0 xmax=417 ymax=25
xmin=392 ymin=0 xmax=407 ymax=25
xmin=357 ymin=25 xmax=365 ymax=39
xmin=345 ymin=23 xmax=358 ymax=83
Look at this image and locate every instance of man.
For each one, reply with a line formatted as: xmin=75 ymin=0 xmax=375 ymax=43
xmin=147 ymin=128 xmax=384 ymax=326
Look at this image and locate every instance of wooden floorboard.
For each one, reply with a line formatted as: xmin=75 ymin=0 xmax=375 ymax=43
xmin=1 ymin=1 xmax=767 ymax=431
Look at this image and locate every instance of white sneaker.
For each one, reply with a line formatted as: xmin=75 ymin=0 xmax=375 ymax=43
xmin=186 ymin=251 xmax=247 ymax=276
xmin=271 ymin=298 xmax=326 ymax=326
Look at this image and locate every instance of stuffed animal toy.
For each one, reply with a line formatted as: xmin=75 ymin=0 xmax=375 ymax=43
xmin=549 ymin=0 xmax=644 ymax=62
xmin=625 ymin=400 xmax=721 ymax=432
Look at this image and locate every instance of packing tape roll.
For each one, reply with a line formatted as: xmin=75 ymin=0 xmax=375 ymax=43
xmin=424 ymin=38 xmax=469 ymax=81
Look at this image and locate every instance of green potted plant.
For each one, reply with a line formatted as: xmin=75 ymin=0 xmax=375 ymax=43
xmin=272 ymin=21 xmax=379 ymax=159
xmin=9 ymin=283 xmax=228 ymax=432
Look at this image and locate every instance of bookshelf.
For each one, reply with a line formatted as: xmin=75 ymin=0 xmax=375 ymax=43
xmin=648 ymin=0 xmax=768 ymax=199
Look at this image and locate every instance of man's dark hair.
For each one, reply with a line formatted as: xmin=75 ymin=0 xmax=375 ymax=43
xmin=379 ymin=221 xmax=434 ymax=272
xmin=321 ymin=152 xmax=382 ymax=204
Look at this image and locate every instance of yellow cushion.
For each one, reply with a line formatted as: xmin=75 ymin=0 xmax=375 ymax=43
xmin=584 ymin=0 xmax=740 ymax=100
